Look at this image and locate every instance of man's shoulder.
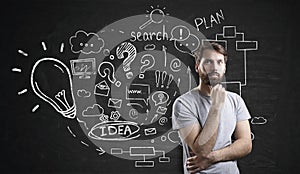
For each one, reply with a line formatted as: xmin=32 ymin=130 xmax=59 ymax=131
xmin=175 ymin=88 xmax=198 ymax=102
xmin=225 ymin=91 xmax=245 ymax=108
xmin=226 ymin=90 xmax=240 ymax=100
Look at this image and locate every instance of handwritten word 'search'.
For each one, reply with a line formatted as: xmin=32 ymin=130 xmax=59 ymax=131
xmin=194 ymin=9 xmax=225 ymax=30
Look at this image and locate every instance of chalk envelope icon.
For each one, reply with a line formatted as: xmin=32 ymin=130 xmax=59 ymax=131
xmin=30 ymin=57 xmax=76 ymax=119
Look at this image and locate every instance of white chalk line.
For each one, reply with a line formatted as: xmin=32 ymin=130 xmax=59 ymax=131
xmin=67 ymin=126 xmax=76 ymax=138
xmin=12 ymin=68 xmax=21 ymax=72
xmin=80 ymin=141 xmax=89 ymax=147
xmin=18 ymin=49 xmax=28 ymax=56
xmin=18 ymin=88 xmax=27 ymax=95
xmin=32 ymin=104 xmax=39 ymax=113
xmin=60 ymin=43 xmax=64 ymax=53
xmin=41 ymin=41 xmax=47 ymax=51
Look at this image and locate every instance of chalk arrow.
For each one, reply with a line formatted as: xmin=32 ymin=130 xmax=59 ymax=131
xmin=187 ymin=66 xmax=192 ymax=90
xmin=162 ymin=45 xmax=167 ymax=67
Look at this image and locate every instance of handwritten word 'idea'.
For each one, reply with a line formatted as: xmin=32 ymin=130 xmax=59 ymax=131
xmin=88 ymin=121 xmax=140 ymax=141
xmin=194 ymin=9 xmax=225 ymax=30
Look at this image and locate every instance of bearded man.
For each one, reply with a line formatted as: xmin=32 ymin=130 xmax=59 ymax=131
xmin=172 ymin=42 xmax=252 ymax=174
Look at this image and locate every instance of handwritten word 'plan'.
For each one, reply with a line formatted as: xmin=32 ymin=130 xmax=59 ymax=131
xmin=194 ymin=9 xmax=225 ymax=30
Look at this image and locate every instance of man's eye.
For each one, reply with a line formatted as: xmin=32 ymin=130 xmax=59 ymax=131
xmin=204 ymin=60 xmax=212 ymax=64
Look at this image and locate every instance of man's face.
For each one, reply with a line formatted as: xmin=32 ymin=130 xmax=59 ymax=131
xmin=195 ymin=49 xmax=226 ymax=86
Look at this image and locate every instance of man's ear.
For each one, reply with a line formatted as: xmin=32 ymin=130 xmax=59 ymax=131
xmin=195 ymin=63 xmax=199 ymax=72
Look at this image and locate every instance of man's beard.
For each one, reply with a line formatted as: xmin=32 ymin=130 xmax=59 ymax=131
xmin=201 ymin=72 xmax=225 ymax=87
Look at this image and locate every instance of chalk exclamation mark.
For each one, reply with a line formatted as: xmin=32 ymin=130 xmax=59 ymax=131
xmin=155 ymin=70 xmax=160 ymax=87
xmin=166 ymin=74 xmax=174 ymax=89
xmin=161 ymin=71 xmax=167 ymax=88
xmin=179 ymin=29 xmax=183 ymax=40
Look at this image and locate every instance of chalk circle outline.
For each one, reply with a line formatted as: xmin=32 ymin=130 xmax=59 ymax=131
xmin=73 ymin=14 xmax=207 ymax=160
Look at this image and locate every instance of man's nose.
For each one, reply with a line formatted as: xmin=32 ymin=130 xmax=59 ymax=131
xmin=211 ymin=61 xmax=218 ymax=71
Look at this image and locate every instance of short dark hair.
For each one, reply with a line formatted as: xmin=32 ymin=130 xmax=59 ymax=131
xmin=194 ymin=42 xmax=227 ymax=63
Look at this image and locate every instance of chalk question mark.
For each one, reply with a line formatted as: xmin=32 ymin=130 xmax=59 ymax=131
xmin=98 ymin=62 xmax=121 ymax=87
xmin=116 ymin=42 xmax=137 ymax=79
xmin=139 ymin=54 xmax=155 ymax=79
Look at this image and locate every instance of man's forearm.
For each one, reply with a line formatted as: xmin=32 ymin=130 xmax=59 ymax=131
xmin=211 ymin=138 xmax=252 ymax=163
xmin=192 ymin=106 xmax=221 ymax=157
xmin=183 ymin=85 xmax=226 ymax=159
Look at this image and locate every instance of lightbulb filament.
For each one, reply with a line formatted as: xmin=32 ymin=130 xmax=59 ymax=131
xmin=55 ymin=90 xmax=71 ymax=109
xmin=34 ymin=82 xmax=63 ymax=111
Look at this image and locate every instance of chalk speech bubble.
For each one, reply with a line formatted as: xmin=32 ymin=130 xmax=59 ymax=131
xmin=69 ymin=30 xmax=104 ymax=54
xmin=151 ymin=91 xmax=169 ymax=106
xmin=174 ymin=34 xmax=200 ymax=54
xmin=170 ymin=25 xmax=190 ymax=41
xmin=126 ymin=84 xmax=150 ymax=106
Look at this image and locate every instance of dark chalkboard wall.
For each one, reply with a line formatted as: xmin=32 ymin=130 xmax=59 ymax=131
xmin=2 ymin=0 xmax=300 ymax=173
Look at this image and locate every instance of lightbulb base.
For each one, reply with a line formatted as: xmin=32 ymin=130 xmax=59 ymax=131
xmin=60 ymin=104 xmax=76 ymax=119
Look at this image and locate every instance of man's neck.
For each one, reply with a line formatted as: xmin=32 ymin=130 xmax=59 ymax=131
xmin=197 ymin=83 xmax=213 ymax=97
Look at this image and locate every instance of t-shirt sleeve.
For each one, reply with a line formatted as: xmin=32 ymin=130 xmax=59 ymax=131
xmin=172 ymin=96 xmax=199 ymax=131
xmin=235 ymin=94 xmax=251 ymax=122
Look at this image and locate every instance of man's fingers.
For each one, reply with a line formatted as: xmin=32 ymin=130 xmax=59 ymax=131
xmin=189 ymin=151 xmax=196 ymax=156
xmin=189 ymin=167 xmax=200 ymax=174
xmin=212 ymin=84 xmax=219 ymax=92
xmin=187 ymin=155 xmax=197 ymax=161
xmin=211 ymin=83 xmax=226 ymax=107
xmin=212 ymin=84 xmax=223 ymax=95
xmin=214 ymin=84 xmax=225 ymax=93
xmin=187 ymin=163 xmax=199 ymax=171
xmin=187 ymin=157 xmax=196 ymax=165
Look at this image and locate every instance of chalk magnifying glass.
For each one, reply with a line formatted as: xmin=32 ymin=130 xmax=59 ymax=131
xmin=139 ymin=9 xmax=165 ymax=30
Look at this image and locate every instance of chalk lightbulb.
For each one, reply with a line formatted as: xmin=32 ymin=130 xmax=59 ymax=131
xmin=30 ymin=57 xmax=76 ymax=119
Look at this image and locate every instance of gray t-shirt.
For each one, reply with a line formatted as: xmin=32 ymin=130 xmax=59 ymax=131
xmin=172 ymin=88 xmax=251 ymax=174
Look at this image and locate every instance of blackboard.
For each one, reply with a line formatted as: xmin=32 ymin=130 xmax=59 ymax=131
xmin=2 ymin=0 xmax=300 ymax=173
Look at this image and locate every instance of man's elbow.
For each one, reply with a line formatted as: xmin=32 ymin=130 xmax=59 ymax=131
xmin=192 ymin=137 xmax=214 ymax=156
xmin=244 ymin=139 xmax=252 ymax=155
